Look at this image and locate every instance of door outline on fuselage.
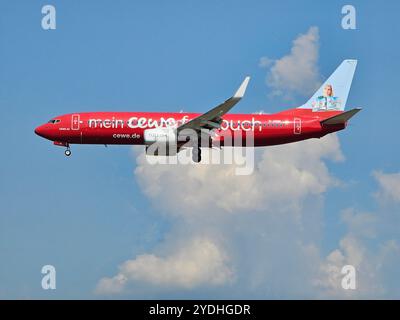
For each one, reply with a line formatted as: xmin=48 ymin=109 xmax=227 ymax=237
xmin=294 ymin=118 xmax=301 ymax=135
xmin=71 ymin=114 xmax=80 ymax=130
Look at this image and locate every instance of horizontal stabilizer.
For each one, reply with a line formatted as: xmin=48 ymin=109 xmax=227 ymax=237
xmin=321 ymin=108 xmax=362 ymax=125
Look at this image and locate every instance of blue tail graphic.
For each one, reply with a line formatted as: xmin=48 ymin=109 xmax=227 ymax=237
xmin=299 ymin=59 xmax=357 ymax=112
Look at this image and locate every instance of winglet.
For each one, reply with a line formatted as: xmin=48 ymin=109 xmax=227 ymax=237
xmin=233 ymin=76 xmax=251 ymax=99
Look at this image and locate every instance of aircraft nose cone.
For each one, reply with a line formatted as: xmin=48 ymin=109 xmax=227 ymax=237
xmin=35 ymin=125 xmax=45 ymax=137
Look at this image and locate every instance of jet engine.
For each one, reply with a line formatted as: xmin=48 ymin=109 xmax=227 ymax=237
xmin=144 ymin=128 xmax=177 ymax=144
xmin=144 ymin=128 xmax=178 ymax=156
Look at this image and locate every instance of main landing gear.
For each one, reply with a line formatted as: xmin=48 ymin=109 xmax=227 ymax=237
xmin=192 ymin=147 xmax=201 ymax=163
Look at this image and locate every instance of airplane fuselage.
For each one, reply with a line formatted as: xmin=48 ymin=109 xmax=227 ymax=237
xmin=35 ymin=109 xmax=345 ymax=148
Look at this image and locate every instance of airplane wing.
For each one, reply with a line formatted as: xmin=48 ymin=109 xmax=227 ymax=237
xmin=177 ymin=77 xmax=250 ymax=133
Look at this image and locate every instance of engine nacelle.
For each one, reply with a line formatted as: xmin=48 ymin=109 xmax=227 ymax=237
xmin=144 ymin=128 xmax=177 ymax=145
xmin=144 ymin=128 xmax=178 ymax=156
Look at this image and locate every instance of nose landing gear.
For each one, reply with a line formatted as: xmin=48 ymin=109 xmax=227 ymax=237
xmin=53 ymin=141 xmax=72 ymax=157
xmin=65 ymin=146 xmax=71 ymax=157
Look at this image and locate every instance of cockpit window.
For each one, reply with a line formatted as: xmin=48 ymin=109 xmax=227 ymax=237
xmin=48 ymin=119 xmax=61 ymax=124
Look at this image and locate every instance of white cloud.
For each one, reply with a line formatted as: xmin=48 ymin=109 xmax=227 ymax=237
xmin=314 ymin=205 xmax=400 ymax=298
xmin=95 ymin=274 xmax=128 ymax=295
xmin=96 ymin=134 xmax=344 ymax=296
xmin=315 ymin=234 xmax=400 ymax=298
xmin=341 ymin=208 xmax=377 ymax=238
xmin=373 ymin=171 xmax=400 ymax=203
xmin=260 ymin=26 xmax=321 ymax=99
xmin=258 ymin=57 xmax=273 ymax=68
xmin=95 ymin=237 xmax=233 ymax=294
xmin=315 ymin=235 xmax=371 ymax=298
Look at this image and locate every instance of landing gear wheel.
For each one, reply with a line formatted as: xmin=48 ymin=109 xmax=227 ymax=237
xmin=192 ymin=148 xmax=201 ymax=163
xmin=65 ymin=149 xmax=71 ymax=157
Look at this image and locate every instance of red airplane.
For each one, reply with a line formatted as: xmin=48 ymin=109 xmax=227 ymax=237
xmin=35 ymin=60 xmax=360 ymax=162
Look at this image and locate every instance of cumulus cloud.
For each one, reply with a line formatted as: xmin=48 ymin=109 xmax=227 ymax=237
xmin=97 ymin=142 xmax=400 ymax=298
xmin=373 ymin=171 xmax=400 ymax=204
xmin=95 ymin=237 xmax=233 ymax=295
xmin=341 ymin=208 xmax=377 ymax=239
xmin=96 ymin=134 xmax=344 ymax=296
xmin=315 ymin=233 xmax=400 ymax=298
xmin=260 ymin=26 xmax=321 ymax=99
xmin=315 ymin=235 xmax=376 ymax=298
xmin=314 ymin=205 xmax=400 ymax=298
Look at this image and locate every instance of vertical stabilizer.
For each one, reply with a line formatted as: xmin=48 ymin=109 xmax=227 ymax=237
xmin=299 ymin=59 xmax=357 ymax=112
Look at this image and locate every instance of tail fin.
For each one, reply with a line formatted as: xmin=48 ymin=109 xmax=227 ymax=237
xmin=299 ymin=59 xmax=357 ymax=112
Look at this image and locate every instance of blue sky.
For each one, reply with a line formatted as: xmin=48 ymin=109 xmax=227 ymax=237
xmin=1 ymin=0 xmax=400 ymax=299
